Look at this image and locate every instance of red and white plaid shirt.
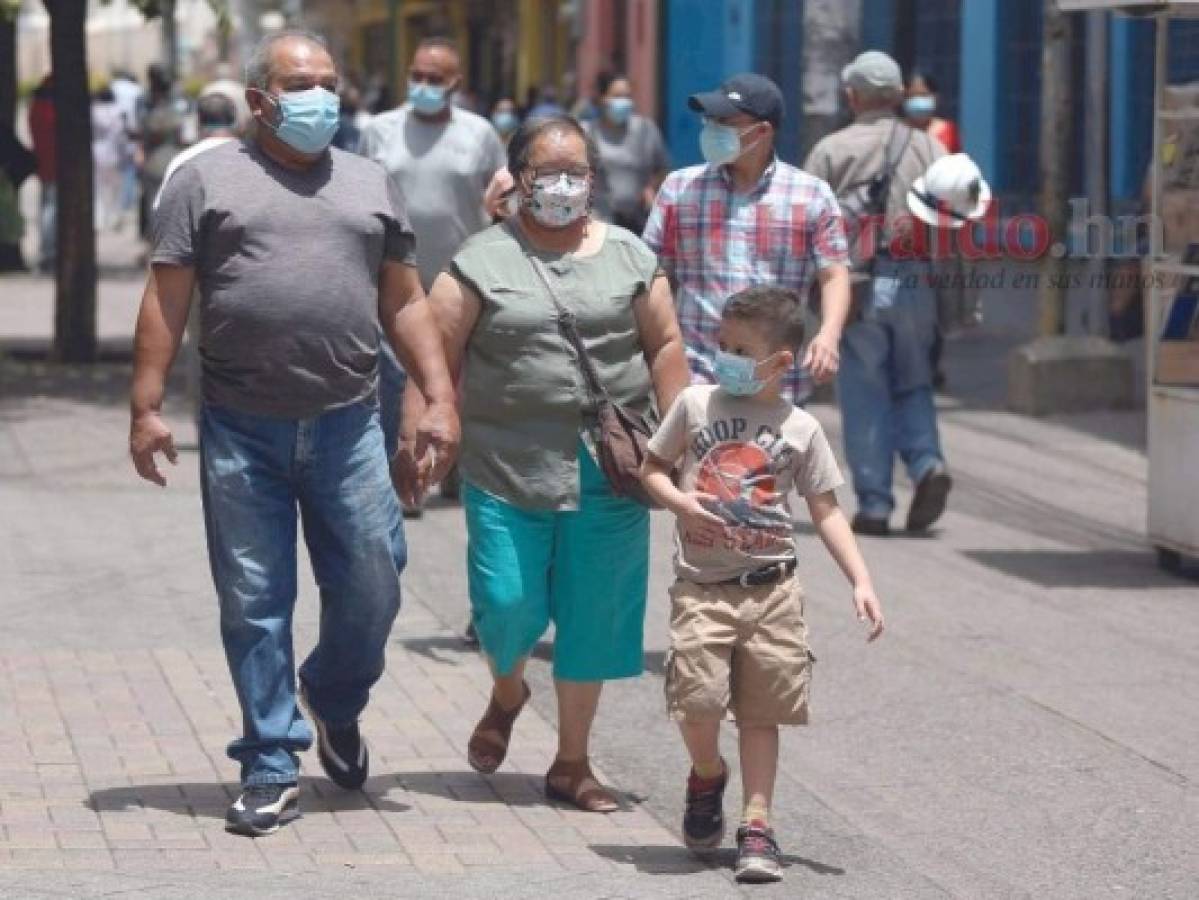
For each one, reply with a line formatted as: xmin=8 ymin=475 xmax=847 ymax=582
xmin=643 ymin=159 xmax=848 ymax=405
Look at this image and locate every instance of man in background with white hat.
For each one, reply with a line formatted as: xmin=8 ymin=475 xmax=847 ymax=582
xmin=803 ymin=50 xmax=951 ymax=536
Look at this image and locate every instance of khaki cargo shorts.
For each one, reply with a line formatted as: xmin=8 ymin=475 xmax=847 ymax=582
xmin=665 ymin=574 xmax=814 ymax=726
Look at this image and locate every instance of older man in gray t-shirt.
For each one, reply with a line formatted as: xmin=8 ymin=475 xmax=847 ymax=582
xmin=130 ymin=30 xmax=458 ymax=836
xmin=358 ymin=37 xmax=505 ymax=516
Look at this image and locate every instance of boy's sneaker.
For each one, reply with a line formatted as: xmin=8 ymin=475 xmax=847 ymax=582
xmin=734 ymin=820 xmax=783 ymax=883
xmin=225 ymin=783 xmax=300 ymax=837
xmin=300 ymin=687 xmax=369 ymax=790
xmin=682 ymin=760 xmax=727 ymax=852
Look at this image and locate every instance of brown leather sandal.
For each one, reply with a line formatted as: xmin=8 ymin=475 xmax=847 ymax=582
xmin=544 ymin=756 xmax=620 ymax=813
xmin=466 ymin=682 xmax=530 ymax=774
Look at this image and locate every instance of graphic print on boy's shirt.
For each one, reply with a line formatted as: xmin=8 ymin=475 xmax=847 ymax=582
xmin=689 ymin=422 xmax=797 ymax=555
xmin=647 ymin=385 xmax=845 ymax=584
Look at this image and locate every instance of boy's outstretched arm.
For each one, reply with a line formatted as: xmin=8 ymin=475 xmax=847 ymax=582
xmin=806 ymin=490 xmax=885 ymax=642
xmin=641 ymin=455 xmax=726 ymax=546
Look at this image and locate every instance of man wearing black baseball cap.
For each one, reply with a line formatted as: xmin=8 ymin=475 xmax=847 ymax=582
xmin=644 ymin=72 xmax=851 ymax=410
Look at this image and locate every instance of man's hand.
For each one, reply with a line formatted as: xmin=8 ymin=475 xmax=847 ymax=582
xmin=414 ymin=399 xmax=461 ymax=485
xmin=672 ymin=492 xmax=726 ymax=545
xmin=803 ymin=330 xmax=841 ymax=383
xmin=129 ymin=412 xmax=178 ymax=487
xmin=853 ymin=584 xmax=885 ymax=642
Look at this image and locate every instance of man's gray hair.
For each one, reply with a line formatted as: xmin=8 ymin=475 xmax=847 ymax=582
xmin=245 ymin=29 xmax=331 ymax=90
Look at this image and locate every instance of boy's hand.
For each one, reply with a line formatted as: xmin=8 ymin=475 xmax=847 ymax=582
xmin=853 ymin=585 xmax=885 ymax=642
xmin=673 ymin=492 xmax=726 ymax=544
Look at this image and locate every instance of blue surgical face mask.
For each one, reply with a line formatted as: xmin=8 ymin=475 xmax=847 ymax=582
xmin=700 ymin=119 xmax=760 ymax=166
xmin=264 ymin=87 xmax=340 ymax=155
xmin=713 ymin=350 xmax=771 ymax=397
xmin=904 ymin=96 xmax=937 ymax=119
xmin=492 ymin=111 xmax=518 ymax=135
xmin=409 ymin=80 xmax=448 ymax=115
xmin=605 ymin=97 xmax=634 ymax=125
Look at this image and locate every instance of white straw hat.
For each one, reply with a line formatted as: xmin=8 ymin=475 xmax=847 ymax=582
xmin=907 ymin=154 xmax=992 ymax=230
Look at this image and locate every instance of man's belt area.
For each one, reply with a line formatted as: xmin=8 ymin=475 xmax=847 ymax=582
xmin=723 ymin=559 xmax=798 ymax=587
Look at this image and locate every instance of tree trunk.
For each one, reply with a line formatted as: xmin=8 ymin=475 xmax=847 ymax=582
xmin=0 ymin=15 xmax=16 ymax=130
xmin=47 ymin=0 xmax=97 ymax=363
xmin=162 ymin=0 xmax=180 ymax=84
xmin=1038 ymin=1 xmax=1074 ymax=337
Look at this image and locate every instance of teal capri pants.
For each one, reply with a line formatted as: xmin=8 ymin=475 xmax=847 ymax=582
xmin=463 ymin=444 xmax=650 ymax=682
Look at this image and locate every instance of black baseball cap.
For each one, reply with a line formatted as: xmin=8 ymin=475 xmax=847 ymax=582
xmin=688 ymin=73 xmax=785 ymax=128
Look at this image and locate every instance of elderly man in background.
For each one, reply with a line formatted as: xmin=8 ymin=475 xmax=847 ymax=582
xmin=803 ymin=51 xmax=949 ymax=537
xmin=359 ymin=36 xmax=507 ymax=515
xmin=130 ymin=30 xmax=458 ymax=837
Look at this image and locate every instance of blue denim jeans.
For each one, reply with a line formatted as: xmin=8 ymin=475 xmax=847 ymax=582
xmin=199 ymin=400 xmax=405 ymax=786
xmin=377 ymin=341 xmax=406 ymax=461
xmin=837 ymin=259 xmax=945 ymax=519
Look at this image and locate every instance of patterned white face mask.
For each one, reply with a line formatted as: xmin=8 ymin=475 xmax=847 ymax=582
xmin=526 ymin=172 xmax=590 ymax=228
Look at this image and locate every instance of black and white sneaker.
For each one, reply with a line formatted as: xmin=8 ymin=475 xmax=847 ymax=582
xmin=300 ymin=687 xmax=369 ymax=790
xmin=734 ymin=820 xmax=783 ymax=883
xmin=225 ymin=783 xmax=300 ymax=837
xmin=682 ymin=760 xmax=727 ymax=852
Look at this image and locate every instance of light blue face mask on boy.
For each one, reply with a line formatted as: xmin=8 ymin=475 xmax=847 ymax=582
xmin=263 ymin=87 xmax=340 ymax=154
xmin=713 ymin=350 xmax=770 ymax=397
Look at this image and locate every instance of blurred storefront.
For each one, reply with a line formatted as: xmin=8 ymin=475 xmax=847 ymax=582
xmin=301 ymin=0 xmax=577 ymax=111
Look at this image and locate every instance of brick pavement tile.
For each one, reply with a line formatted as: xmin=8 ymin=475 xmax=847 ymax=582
xmin=101 ymin=821 xmax=153 ymax=841
xmin=56 ymin=831 xmax=109 ymax=849
xmin=59 ymin=849 xmax=116 ymax=870
xmin=410 ymin=850 xmax=467 ymax=875
xmin=6 ymin=848 xmax=66 ymax=868
xmin=1 ymin=827 xmax=58 ymax=849
xmin=260 ymin=850 xmax=319 ymax=871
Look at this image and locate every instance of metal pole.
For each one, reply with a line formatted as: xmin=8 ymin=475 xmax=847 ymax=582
xmin=1037 ymin=0 xmax=1074 ymax=337
xmin=1085 ymin=10 xmax=1108 ymax=336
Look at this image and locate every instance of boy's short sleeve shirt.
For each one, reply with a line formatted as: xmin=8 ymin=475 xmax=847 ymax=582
xmin=648 ymin=385 xmax=844 ymax=583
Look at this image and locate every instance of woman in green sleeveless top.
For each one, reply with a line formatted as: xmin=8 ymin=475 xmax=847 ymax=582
xmin=398 ymin=116 xmax=689 ymax=811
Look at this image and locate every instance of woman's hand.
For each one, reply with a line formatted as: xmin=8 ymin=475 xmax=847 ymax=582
xmin=391 ymin=440 xmax=428 ymax=509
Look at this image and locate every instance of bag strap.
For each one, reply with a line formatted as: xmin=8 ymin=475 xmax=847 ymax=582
xmin=523 ymin=247 xmax=612 ymax=405
xmin=877 ymin=121 xmax=914 ymax=213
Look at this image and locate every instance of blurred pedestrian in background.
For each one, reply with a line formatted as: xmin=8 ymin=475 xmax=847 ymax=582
xmin=139 ymin=64 xmax=183 ymax=243
xmin=804 ymin=51 xmax=950 ymax=537
xmin=28 ymin=74 xmax=57 ymax=273
xmin=359 ymin=36 xmax=506 ymax=516
xmin=110 ymin=69 xmax=145 ymax=219
xmin=397 ymin=115 xmax=688 ymax=812
xmin=0 ymin=122 xmax=35 ymax=272
xmin=903 ymin=71 xmax=961 ymax=154
xmin=526 ymin=84 xmax=565 ymax=120
xmin=644 ymin=73 xmax=851 ymax=406
xmin=332 ymin=83 xmax=365 ymax=153
xmin=92 ymin=82 xmax=134 ymax=232
xmin=586 ymin=73 xmax=669 ymax=234
xmin=491 ymin=97 xmax=520 ymax=145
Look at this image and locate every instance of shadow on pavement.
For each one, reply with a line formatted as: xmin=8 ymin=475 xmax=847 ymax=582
xmin=0 ymin=350 xmax=186 ymax=411
xmin=393 ymin=770 xmax=550 ymax=807
xmin=87 ymin=776 xmax=411 ymax=822
xmin=961 ymin=548 xmax=1199 ymax=588
xmin=589 ymin=843 xmax=846 ymax=878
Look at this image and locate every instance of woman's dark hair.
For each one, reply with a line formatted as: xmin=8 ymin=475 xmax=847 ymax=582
xmin=909 ymin=70 xmax=939 ymax=94
xmin=506 ymin=114 xmax=601 ymax=182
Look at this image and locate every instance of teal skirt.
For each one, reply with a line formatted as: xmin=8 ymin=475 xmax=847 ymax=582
xmin=463 ymin=443 xmax=650 ymax=681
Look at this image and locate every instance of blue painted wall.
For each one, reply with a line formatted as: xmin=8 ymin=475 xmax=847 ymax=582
xmin=662 ymin=0 xmax=757 ymax=168
xmin=755 ymin=0 xmax=804 ymax=164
